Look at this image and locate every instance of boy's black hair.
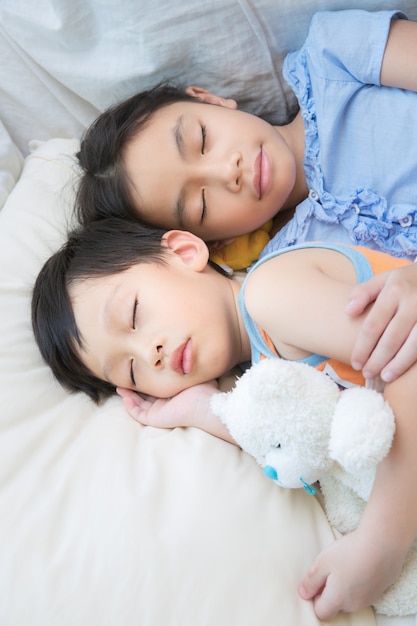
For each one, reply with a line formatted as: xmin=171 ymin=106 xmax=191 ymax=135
xmin=76 ymin=82 xmax=198 ymax=225
xmin=31 ymin=218 xmax=168 ymax=403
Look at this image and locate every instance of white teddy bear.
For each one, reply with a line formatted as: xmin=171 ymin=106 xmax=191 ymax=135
xmin=211 ymin=358 xmax=417 ymax=616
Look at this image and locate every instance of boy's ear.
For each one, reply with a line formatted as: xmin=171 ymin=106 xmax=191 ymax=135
xmin=162 ymin=230 xmax=209 ymax=271
xmin=185 ymin=85 xmax=237 ymax=110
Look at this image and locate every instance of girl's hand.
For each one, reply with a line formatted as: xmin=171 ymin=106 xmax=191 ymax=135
xmin=298 ymin=528 xmax=404 ymax=621
xmin=117 ymin=382 xmax=236 ymax=444
xmin=346 ymin=263 xmax=417 ymax=382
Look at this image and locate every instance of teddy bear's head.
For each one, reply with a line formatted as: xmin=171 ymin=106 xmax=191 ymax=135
xmin=211 ymin=359 xmax=341 ymax=490
xmin=212 ymin=358 xmax=395 ymax=495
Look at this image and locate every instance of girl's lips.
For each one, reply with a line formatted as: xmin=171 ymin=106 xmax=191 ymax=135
xmin=170 ymin=339 xmax=193 ymax=375
xmin=253 ymin=147 xmax=272 ymax=199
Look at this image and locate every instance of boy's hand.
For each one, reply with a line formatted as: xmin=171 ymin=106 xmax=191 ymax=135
xmin=117 ymin=382 xmax=237 ymax=444
xmin=298 ymin=529 xmax=403 ymax=620
xmin=346 ymin=263 xmax=417 ymax=382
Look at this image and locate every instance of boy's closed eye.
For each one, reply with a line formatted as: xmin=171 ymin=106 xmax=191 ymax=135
xmin=130 ymin=299 xmax=139 ymax=387
xmin=132 ymin=299 xmax=139 ymax=330
xmin=130 ymin=360 xmax=136 ymax=387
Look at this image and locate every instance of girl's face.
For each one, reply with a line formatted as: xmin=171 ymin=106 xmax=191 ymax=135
xmin=70 ymin=232 xmax=245 ymax=398
xmin=123 ymin=98 xmax=296 ymax=241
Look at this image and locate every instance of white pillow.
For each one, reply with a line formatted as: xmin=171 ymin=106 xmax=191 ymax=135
xmin=2 ymin=0 xmax=417 ymax=156
xmin=0 ymin=147 xmax=378 ymax=623
xmin=0 ymin=119 xmax=23 ymax=210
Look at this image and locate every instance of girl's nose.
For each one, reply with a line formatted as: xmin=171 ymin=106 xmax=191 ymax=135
xmin=130 ymin=335 xmax=165 ymax=370
xmin=197 ymin=151 xmax=242 ymax=191
xmin=225 ymin=151 xmax=242 ymax=191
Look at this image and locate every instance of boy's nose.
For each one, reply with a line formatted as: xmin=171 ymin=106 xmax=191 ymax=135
xmin=153 ymin=344 xmax=164 ymax=368
xmin=131 ymin=336 xmax=165 ymax=370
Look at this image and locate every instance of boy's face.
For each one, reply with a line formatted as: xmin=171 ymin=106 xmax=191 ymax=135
xmin=70 ymin=232 xmax=244 ymax=398
xmin=123 ymin=96 xmax=296 ymax=242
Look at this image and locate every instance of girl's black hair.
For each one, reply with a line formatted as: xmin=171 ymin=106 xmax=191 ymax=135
xmin=76 ymin=83 xmax=198 ymax=225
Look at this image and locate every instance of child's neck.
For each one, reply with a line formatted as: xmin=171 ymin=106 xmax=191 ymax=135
xmin=275 ymin=111 xmax=308 ymax=211
xmin=230 ymin=277 xmax=252 ymax=364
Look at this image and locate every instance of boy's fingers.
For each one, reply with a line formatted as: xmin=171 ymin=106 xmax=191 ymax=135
xmin=122 ymin=396 xmax=141 ymax=420
xmin=116 ymin=387 xmax=149 ymax=421
xmin=116 ymin=387 xmax=131 ymax=400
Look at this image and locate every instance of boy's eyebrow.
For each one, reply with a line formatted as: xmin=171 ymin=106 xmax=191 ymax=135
xmin=101 ymin=284 xmax=124 ymax=384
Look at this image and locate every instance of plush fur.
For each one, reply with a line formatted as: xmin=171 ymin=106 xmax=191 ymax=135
xmin=211 ymin=358 xmax=417 ymax=616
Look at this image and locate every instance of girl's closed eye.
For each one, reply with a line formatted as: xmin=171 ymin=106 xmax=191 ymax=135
xmin=201 ymin=124 xmax=207 ymax=154
xmin=201 ymin=189 xmax=207 ymax=223
xmin=200 ymin=126 xmax=208 ymax=223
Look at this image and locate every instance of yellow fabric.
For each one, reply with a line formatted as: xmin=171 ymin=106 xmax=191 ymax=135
xmin=210 ymin=220 xmax=273 ymax=270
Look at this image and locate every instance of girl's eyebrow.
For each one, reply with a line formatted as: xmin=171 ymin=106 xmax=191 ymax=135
xmin=173 ymin=114 xmax=186 ymax=158
xmin=172 ymin=114 xmax=187 ymax=227
xmin=175 ymin=189 xmax=186 ymax=228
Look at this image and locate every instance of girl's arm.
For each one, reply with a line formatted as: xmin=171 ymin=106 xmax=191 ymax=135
xmin=347 ymin=264 xmax=417 ymax=381
xmin=381 ymin=17 xmax=417 ymax=92
xmin=345 ymin=16 xmax=417 ymax=380
xmin=245 ymin=247 xmax=417 ymax=619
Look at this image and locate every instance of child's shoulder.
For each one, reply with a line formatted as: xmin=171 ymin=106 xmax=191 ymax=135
xmin=244 ymin=244 xmax=364 ymax=316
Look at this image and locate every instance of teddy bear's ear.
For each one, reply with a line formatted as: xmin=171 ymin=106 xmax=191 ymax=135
xmin=330 ymin=386 xmax=395 ymax=472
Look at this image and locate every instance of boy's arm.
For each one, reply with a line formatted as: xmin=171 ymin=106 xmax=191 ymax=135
xmin=245 ymin=248 xmax=417 ymax=618
xmin=380 ymin=18 xmax=417 ymax=92
xmin=117 ymin=383 xmax=237 ymax=445
xmin=299 ymin=363 xmax=417 ymax=620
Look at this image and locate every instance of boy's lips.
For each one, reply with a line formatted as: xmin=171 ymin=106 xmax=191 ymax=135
xmin=253 ymin=147 xmax=272 ymax=199
xmin=170 ymin=339 xmax=193 ymax=374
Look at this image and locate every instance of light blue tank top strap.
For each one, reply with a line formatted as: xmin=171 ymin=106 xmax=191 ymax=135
xmin=239 ymin=242 xmax=374 ymax=364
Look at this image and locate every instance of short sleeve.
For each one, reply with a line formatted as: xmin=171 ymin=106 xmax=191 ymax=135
xmin=291 ymin=9 xmax=407 ymax=87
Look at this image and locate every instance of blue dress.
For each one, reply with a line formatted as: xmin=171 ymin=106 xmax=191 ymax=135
xmin=262 ymin=9 xmax=417 ymax=261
